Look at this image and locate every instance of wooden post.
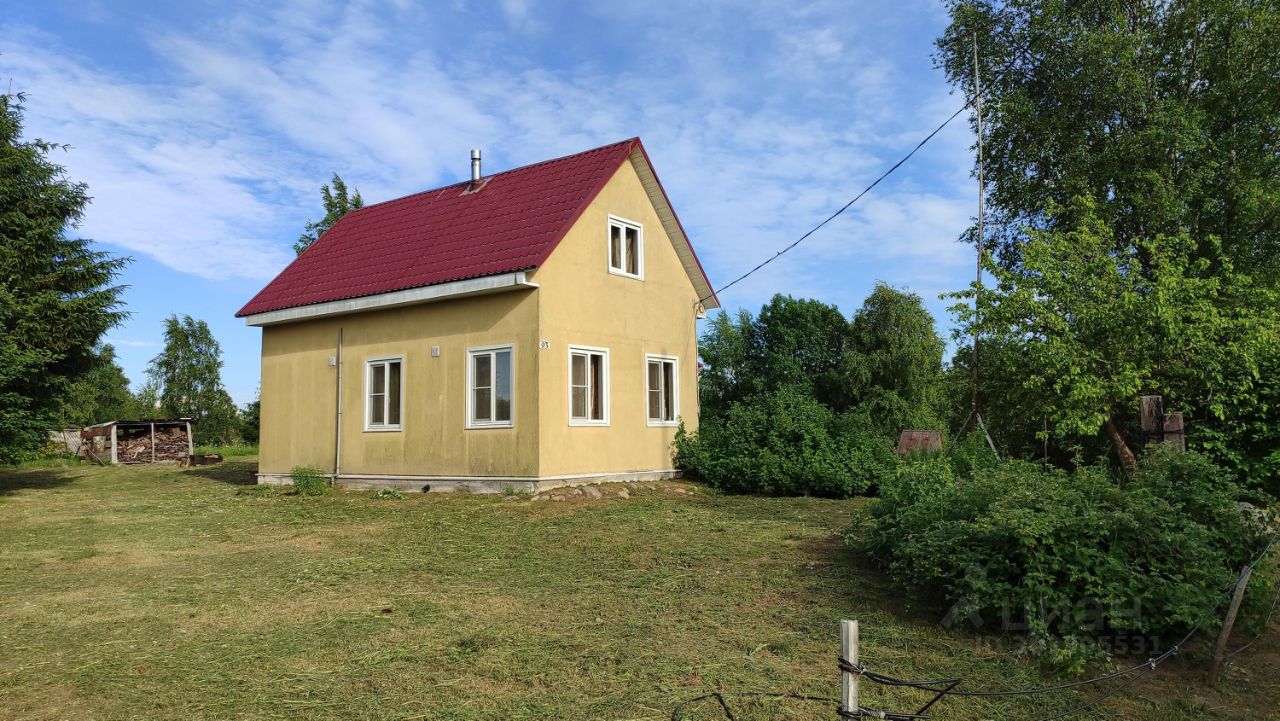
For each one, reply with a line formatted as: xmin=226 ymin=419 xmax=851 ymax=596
xmin=1140 ymin=395 xmax=1165 ymax=443
xmin=1210 ymin=565 xmax=1253 ymax=685
xmin=185 ymin=421 xmax=194 ymax=458
xmin=110 ymin=424 xmax=118 ymax=465
xmin=149 ymin=422 xmax=156 ymax=464
xmin=1163 ymin=412 xmax=1186 ymax=453
xmin=841 ymin=619 xmax=859 ymax=718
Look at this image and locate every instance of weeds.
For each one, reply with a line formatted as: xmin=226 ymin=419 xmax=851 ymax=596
xmin=290 ymin=465 xmax=330 ymax=496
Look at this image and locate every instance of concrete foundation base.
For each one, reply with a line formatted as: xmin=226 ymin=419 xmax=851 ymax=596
xmin=254 ymin=469 xmax=682 ymax=494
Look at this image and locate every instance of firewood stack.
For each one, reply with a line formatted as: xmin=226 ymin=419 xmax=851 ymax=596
xmin=117 ymin=425 xmax=191 ymax=463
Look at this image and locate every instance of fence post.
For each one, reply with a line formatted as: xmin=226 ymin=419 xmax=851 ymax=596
xmin=841 ymin=619 xmax=859 ymax=718
xmin=1210 ymin=565 xmax=1253 ymax=685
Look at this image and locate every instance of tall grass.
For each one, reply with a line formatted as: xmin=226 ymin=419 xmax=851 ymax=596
xmin=193 ymin=443 xmax=259 ymax=457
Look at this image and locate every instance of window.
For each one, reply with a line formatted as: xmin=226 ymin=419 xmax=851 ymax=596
xmin=646 ymin=355 xmax=678 ymax=425
xmin=468 ymin=345 xmax=513 ymax=427
xmin=607 ymin=216 xmax=643 ymax=279
xmin=365 ymin=357 xmax=403 ymax=431
xmin=568 ymin=346 xmax=609 ymax=425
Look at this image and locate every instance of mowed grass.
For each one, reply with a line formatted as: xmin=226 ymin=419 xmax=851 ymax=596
xmin=0 ymin=459 xmax=1275 ymax=721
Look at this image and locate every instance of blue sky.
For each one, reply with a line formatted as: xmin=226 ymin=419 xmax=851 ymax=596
xmin=5 ymin=0 xmax=978 ymax=407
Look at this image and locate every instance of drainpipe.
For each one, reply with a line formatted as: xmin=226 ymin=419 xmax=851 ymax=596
xmin=333 ymin=327 xmax=343 ymax=486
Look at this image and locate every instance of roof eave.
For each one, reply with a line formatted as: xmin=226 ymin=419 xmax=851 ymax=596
xmin=241 ymin=271 xmax=540 ymax=327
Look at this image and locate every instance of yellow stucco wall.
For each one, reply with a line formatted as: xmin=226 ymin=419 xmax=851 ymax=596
xmin=256 ymin=155 xmax=702 ymax=480
xmin=259 ymin=291 xmax=541 ymax=478
xmin=533 ymin=158 xmax=702 ymax=476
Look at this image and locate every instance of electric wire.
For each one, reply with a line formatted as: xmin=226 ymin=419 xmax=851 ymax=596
xmin=672 ymin=526 xmax=1280 ymax=720
xmin=695 ymin=6 xmax=1041 ymax=308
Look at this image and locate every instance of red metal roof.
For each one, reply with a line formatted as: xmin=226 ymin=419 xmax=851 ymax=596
xmin=237 ymin=137 xmax=711 ymax=317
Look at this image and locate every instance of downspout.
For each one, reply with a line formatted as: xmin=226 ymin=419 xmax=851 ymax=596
xmin=333 ymin=327 xmax=344 ymax=486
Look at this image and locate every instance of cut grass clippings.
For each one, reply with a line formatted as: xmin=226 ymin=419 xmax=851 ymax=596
xmin=0 ymin=459 xmax=1275 ymax=720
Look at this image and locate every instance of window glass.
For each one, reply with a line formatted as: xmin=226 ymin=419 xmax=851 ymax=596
xmin=494 ymin=350 xmax=512 ymax=422
xmin=609 ymin=225 xmax=623 ymax=270
xmin=590 ymin=355 xmax=604 ymax=420
xmin=625 ymin=227 xmax=639 ymax=275
xmin=473 ymin=353 xmax=492 ymax=422
xmin=367 ymin=359 xmax=401 ymax=429
xmin=608 ymin=219 xmax=641 ymax=278
xmin=661 ymin=361 xmax=674 ymax=421
xmin=647 ymin=358 xmax=676 ymax=423
xmin=571 ymin=354 xmax=588 ymax=418
xmin=469 ymin=347 xmax=513 ymax=426
xmin=387 ymin=361 xmax=401 ymax=425
xmin=647 ymin=361 xmax=662 ymax=420
xmin=570 ymin=349 xmax=607 ymax=423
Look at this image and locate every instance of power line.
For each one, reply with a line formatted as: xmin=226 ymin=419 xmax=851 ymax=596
xmin=698 ymin=104 xmax=968 ymax=305
xmin=697 ymin=7 xmax=1043 ymax=308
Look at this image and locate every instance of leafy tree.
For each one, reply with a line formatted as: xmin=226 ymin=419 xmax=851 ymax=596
xmin=952 ymin=199 xmax=1277 ymax=474
xmin=126 ymin=378 xmax=160 ymax=419
xmin=697 ymin=308 xmax=755 ymax=417
xmin=58 ymin=344 xmax=136 ymax=427
xmin=698 ymin=295 xmax=850 ymax=416
xmin=0 ymin=93 xmax=128 ymax=462
xmin=937 ymin=1 xmax=1280 ymax=478
xmin=293 ymin=173 xmax=364 ymax=255
xmin=146 ymin=315 xmax=238 ymax=444
xmin=238 ymin=394 xmax=261 ymax=445
xmin=938 ymin=0 xmax=1280 ymax=280
xmin=943 ymin=338 xmax=1069 ymax=463
xmin=846 ymin=283 xmax=946 ymax=434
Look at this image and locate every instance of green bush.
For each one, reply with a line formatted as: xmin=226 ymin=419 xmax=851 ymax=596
xmin=674 ymin=389 xmax=896 ymax=497
xmin=372 ymin=488 xmax=406 ymax=500
xmin=857 ymin=449 xmax=1271 ymax=661
xmin=290 ymin=466 xmax=330 ymax=496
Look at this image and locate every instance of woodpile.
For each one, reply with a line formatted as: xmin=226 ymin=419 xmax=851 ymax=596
xmin=117 ymin=425 xmax=190 ymax=463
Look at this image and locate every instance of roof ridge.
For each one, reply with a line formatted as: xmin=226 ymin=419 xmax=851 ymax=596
xmin=346 ymin=136 xmax=639 ymax=215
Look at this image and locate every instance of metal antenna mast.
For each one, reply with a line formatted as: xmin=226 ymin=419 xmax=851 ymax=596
xmin=971 ymin=30 xmax=985 ymax=416
xmin=964 ymin=29 xmax=998 ymax=455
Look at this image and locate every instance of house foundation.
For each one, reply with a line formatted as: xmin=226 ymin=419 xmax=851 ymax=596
xmin=254 ymin=469 xmax=681 ymax=494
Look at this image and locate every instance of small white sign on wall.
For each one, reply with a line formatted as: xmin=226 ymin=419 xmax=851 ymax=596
xmin=539 ymin=340 xmax=551 ymax=350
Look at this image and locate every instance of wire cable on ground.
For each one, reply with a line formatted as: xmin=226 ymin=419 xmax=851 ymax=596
xmin=673 ymin=526 xmax=1280 ymax=720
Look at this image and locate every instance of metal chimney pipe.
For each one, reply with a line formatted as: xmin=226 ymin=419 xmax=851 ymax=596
xmin=470 ymin=149 xmax=482 ymax=188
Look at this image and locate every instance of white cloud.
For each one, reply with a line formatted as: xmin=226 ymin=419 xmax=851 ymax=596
xmin=2 ymin=0 xmax=975 ymax=309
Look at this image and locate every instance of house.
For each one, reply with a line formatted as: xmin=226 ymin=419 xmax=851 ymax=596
xmin=237 ymin=138 xmax=719 ymax=493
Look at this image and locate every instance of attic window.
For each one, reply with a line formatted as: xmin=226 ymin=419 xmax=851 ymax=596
xmin=607 ymin=216 xmax=643 ymax=279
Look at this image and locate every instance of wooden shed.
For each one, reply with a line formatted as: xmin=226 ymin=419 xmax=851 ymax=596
xmin=80 ymin=420 xmax=195 ymax=465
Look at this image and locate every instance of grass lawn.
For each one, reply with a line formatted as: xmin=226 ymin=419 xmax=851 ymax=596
xmin=1 ymin=458 xmax=1275 ymax=720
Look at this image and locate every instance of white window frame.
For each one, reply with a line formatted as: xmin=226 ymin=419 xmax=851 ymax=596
xmin=606 ymin=215 xmax=644 ymax=280
xmin=466 ymin=344 xmax=515 ymax=429
xmin=567 ymin=345 xmax=610 ymax=427
xmin=364 ymin=355 xmax=404 ymax=432
xmin=644 ymin=354 xmax=679 ymax=427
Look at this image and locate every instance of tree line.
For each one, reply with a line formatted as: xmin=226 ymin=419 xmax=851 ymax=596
xmin=0 ymin=93 xmax=258 ymax=459
xmin=684 ymin=0 xmax=1279 ymax=497
xmin=1 ymin=85 xmax=362 ymax=461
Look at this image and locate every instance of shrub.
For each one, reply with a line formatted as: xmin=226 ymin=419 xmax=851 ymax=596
xmin=947 ymin=429 xmax=999 ymax=478
xmin=372 ymin=488 xmax=406 ymax=500
xmin=290 ymin=466 xmax=330 ymax=496
xmin=674 ymin=389 xmax=896 ymax=497
xmin=857 ymin=450 xmax=1270 ymax=661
